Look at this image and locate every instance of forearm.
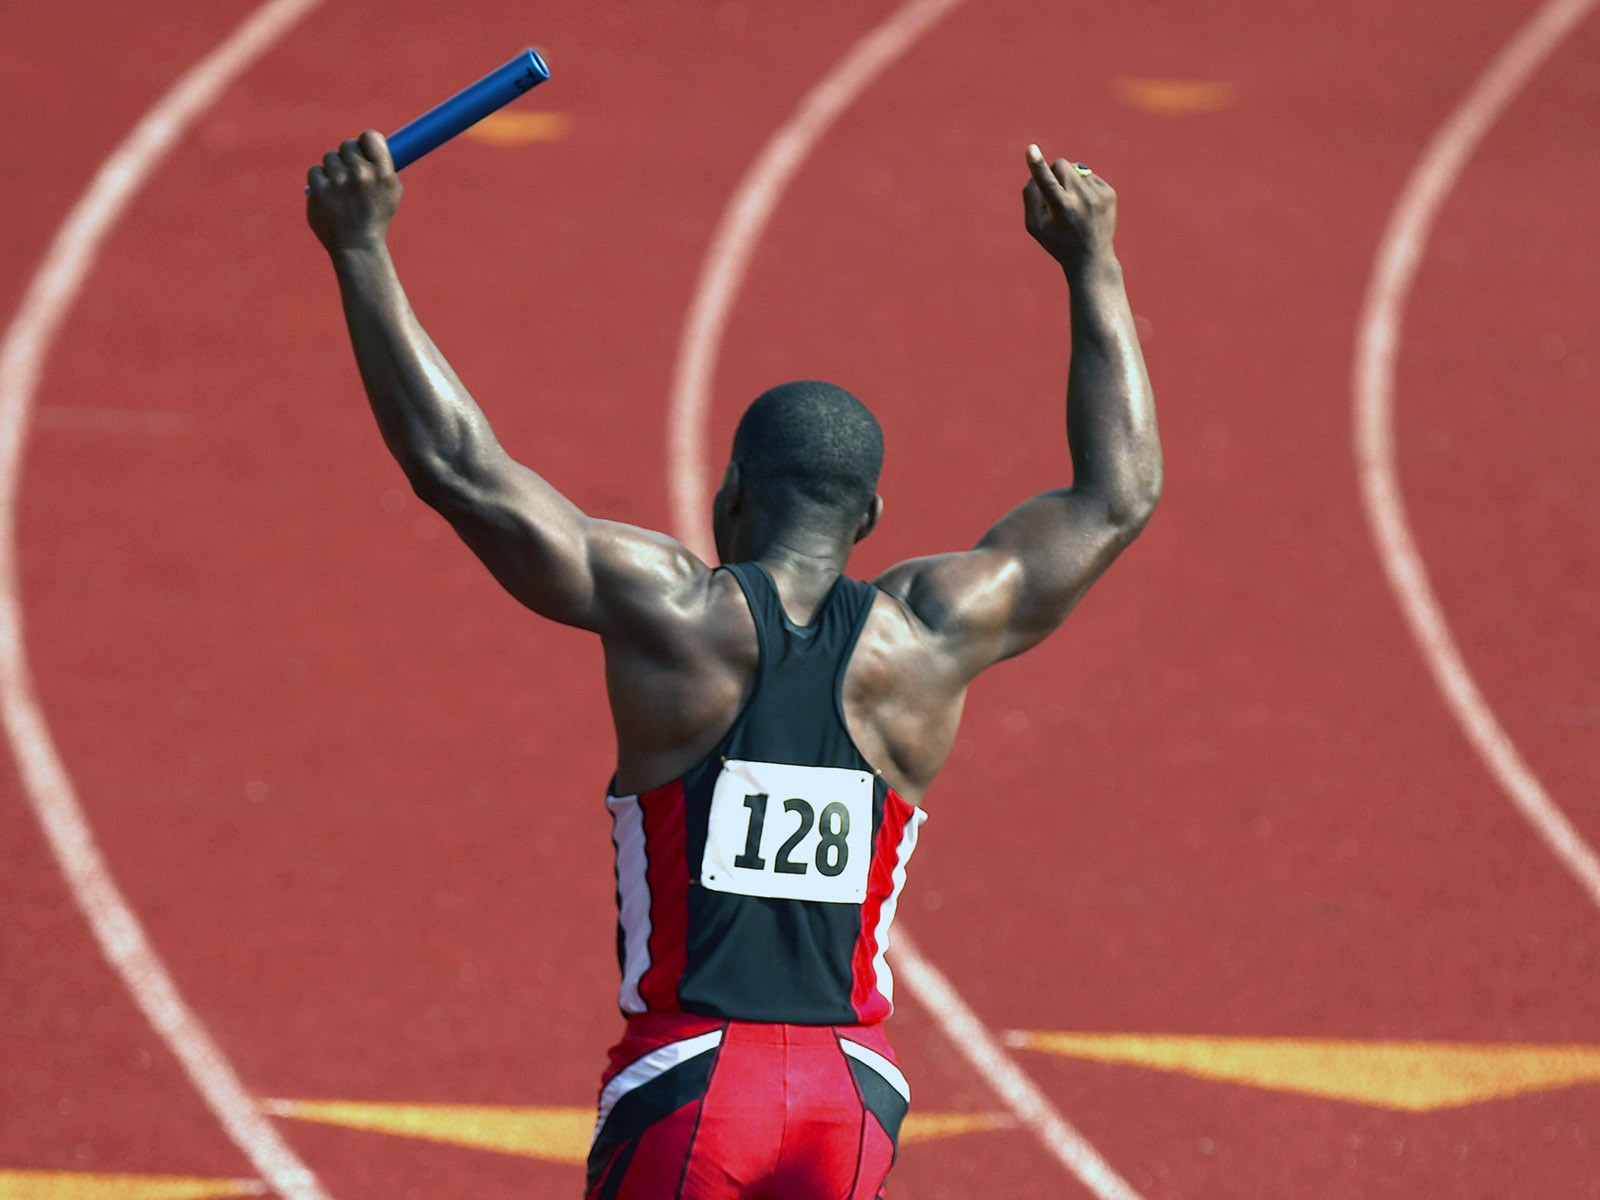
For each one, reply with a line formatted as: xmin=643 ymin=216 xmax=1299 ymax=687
xmin=1062 ymin=252 xmax=1162 ymax=524
xmin=329 ymin=240 xmax=504 ymax=491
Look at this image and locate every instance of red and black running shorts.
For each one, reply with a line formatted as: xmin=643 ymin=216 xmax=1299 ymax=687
xmin=585 ymin=1012 xmax=908 ymax=1200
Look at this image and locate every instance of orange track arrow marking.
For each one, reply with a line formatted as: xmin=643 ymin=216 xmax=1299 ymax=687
xmin=1111 ymin=78 xmax=1238 ymax=115
xmin=464 ymin=112 xmax=572 ymax=145
xmin=1010 ymin=1032 xmax=1600 ymax=1111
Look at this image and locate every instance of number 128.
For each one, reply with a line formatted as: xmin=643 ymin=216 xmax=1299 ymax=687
xmin=732 ymin=792 xmax=851 ymax=878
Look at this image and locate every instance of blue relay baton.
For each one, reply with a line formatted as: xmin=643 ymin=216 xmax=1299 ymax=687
xmin=387 ymin=48 xmax=549 ymax=170
xmin=309 ymin=48 xmax=550 ymax=189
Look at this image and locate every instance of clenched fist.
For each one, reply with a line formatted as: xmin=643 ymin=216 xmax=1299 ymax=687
xmin=307 ymin=129 xmax=402 ymax=253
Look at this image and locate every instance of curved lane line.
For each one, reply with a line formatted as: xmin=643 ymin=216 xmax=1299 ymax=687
xmin=669 ymin=0 xmax=960 ymax=559
xmin=664 ymin=2 xmax=1146 ymax=1195
xmin=1353 ymin=0 xmax=1600 ymax=909
xmin=0 ymin=2 xmax=333 ymax=1197
xmin=891 ymin=931 xmax=1146 ymax=1200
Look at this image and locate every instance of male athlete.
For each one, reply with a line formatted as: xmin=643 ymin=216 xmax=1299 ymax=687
xmin=308 ymin=130 xmax=1160 ymax=1199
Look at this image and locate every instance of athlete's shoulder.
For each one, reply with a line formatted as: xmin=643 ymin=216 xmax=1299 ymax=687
xmin=872 ymin=549 xmax=1022 ymax=641
xmin=848 ymin=572 xmax=963 ymax=696
xmin=591 ymin=534 xmax=753 ymax=663
xmin=587 ymin=521 xmax=710 ymax=601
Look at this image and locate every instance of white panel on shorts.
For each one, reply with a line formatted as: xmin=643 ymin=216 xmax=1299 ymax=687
xmin=838 ymin=1037 xmax=911 ymax=1104
xmin=592 ymin=1029 xmax=725 ymax=1142
xmin=700 ymin=760 xmax=873 ymax=904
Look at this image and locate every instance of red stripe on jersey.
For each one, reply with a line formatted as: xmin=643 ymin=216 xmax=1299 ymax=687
xmin=636 ymin=779 xmax=689 ymax=1010
xmin=850 ymin=787 xmax=913 ymax=1021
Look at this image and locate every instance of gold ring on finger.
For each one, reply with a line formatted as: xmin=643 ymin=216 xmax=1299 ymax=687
xmin=1072 ymin=162 xmax=1093 ymax=176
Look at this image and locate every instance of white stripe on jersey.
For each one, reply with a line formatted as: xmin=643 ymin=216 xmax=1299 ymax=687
xmin=869 ymin=805 xmax=927 ymax=1011
xmin=592 ymin=1028 xmax=725 ymax=1142
xmin=606 ymin=792 xmax=652 ymax=1014
xmin=838 ymin=1036 xmax=911 ymax=1103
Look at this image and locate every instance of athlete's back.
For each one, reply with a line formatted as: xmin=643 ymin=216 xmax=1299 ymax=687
xmin=608 ymin=562 xmax=924 ymax=1023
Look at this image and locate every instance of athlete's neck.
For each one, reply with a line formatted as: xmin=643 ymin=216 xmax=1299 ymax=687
xmin=734 ymin=529 xmax=852 ymax=626
xmin=759 ymin=538 xmax=848 ymax=576
xmin=725 ymin=510 xmax=851 ymax=575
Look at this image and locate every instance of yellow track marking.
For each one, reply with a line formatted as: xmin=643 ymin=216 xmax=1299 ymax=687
xmin=1111 ymin=78 xmax=1238 ymax=115
xmin=901 ymin=1111 xmax=1013 ymax=1142
xmin=262 ymin=1100 xmax=592 ymax=1162
xmin=0 ymin=1171 xmax=262 ymax=1200
xmin=463 ymin=111 xmax=571 ymax=145
xmin=1011 ymin=1032 xmax=1600 ymax=1111
xmin=262 ymin=1099 xmax=1007 ymax=1159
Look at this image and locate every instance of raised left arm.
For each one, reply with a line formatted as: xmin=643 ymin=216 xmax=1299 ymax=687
xmin=876 ymin=147 xmax=1162 ymax=675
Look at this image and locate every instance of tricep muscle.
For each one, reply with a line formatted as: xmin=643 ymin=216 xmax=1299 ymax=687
xmin=882 ymin=486 xmax=1143 ymax=676
xmin=421 ymin=451 xmax=706 ymax=637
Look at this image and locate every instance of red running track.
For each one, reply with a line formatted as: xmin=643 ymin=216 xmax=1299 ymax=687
xmin=3 ymin=1 xmax=1597 ymax=1197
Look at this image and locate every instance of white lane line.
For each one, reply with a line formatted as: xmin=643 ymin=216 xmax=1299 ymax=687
xmin=893 ymin=931 xmax=1146 ymax=1199
xmin=0 ymin=2 xmax=332 ymax=1198
xmin=1353 ymin=0 xmax=1600 ymax=910
xmin=669 ymin=0 xmax=963 ymax=561
xmin=663 ymin=2 xmax=1147 ymax=1195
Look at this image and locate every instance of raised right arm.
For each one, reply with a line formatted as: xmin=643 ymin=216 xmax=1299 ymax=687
xmin=877 ymin=146 xmax=1162 ymax=674
xmin=309 ymin=131 xmax=711 ymax=638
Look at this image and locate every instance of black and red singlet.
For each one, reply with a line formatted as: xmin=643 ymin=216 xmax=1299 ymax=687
xmin=604 ymin=561 xmax=927 ymax=1025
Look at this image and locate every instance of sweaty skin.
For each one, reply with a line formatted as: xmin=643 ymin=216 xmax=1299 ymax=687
xmin=307 ymin=133 xmax=1162 ymax=806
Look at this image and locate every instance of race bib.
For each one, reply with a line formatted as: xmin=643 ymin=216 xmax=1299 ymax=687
xmin=700 ymin=760 xmax=874 ymax=904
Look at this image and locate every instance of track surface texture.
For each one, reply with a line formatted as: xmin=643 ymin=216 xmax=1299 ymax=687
xmin=4 ymin=1 xmax=1597 ymax=1197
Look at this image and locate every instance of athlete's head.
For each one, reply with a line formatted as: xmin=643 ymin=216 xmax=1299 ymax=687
xmin=713 ymin=380 xmax=884 ymax=562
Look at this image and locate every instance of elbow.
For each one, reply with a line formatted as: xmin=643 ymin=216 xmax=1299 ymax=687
xmin=1109 ymin=493 xmax=1158 ymax=538
xmin=405 ymin=454 xmax=478 ymax=515
xmin=408 ymin=470 xmax=448 ymax=510
xmin=1107 ymin=462 xmax=1163 ymax=536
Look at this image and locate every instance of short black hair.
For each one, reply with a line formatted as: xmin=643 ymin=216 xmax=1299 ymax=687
xmin=731 ymin=381 xmax=883 ymax=521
